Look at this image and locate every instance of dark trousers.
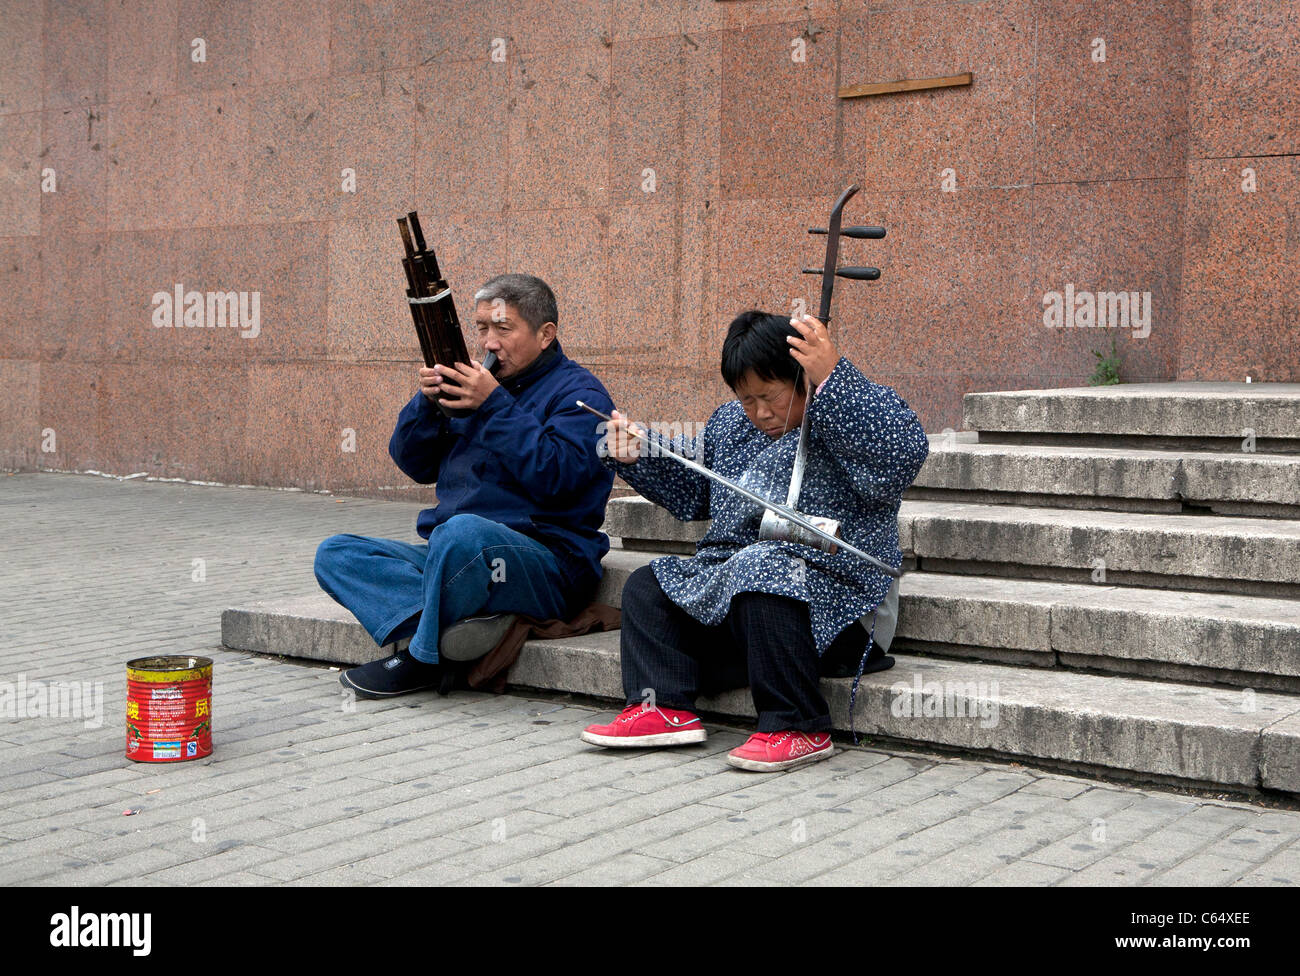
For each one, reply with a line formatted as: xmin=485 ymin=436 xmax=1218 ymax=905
xmin=619 ymin=565 xmax=869 ymax=733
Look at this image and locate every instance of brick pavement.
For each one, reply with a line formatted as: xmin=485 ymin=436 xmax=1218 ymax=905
xmin=2 ymin=472 xmax=1299 ymax=886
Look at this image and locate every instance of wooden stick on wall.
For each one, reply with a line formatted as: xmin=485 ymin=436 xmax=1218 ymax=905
xmin=838 ymin=72 xmax=973 ymax=99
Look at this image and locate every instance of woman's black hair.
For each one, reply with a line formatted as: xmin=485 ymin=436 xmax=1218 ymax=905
xmin=720 ymin=310 xmax=802 ymax=389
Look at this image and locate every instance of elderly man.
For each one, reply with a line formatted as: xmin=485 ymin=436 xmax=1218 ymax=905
xmin=315 ymin=273 xmax=615 ymax=698
xmin=582 ymin=311 xmax=928 ymax=771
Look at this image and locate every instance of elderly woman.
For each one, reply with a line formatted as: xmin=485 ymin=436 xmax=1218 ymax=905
xmin=582 ymin=311 xmax=929 ymax=771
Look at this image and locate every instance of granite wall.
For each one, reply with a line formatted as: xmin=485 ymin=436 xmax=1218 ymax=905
xmin=0 ymin=0 xmax=1296 ymax=492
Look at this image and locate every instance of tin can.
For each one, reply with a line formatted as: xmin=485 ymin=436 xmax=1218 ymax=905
xmin=125 ymin=656 xmax=213 ymax=762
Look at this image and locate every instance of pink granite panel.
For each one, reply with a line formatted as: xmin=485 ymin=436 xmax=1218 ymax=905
xmin=1028 ymin=179 xmax=1184 ymax=384
xmin=86 ymin=363 xmax=159 ymax=475
xmin=0 ymin=239 xmax=41 ymax=361
xmin=244 ymin=362 xmax=414 ymax=490
xmin=109 ymin=224 xmax=326 ymax=364
xmin=841 ymin=1 xmax=1034 ymax=192
xmin=675 ymin=196 xmax=721 ymax=370
xmin=330 ymin=72 xmax=416 ymax=220
xmin=680 ymin=30 xmax=721 ymax=201
xmin=719 ymin=20 xmax=838 ymax=200
xmin=39 ymin=103 xmax=108 ymax=236
xmin=508 ymin=47 xmax=610 ymax=211
xmin=0 ymin=0 xmax=45 ymax=115
xmin=686 ymin=0 xmax=836 ymax=33
xmin=0 ymin=360 xmax=40 ymax=470
xmin=675 ymin=34 xmax=723 ymax=367
xmin=412 ymin=0 xmax=509 ymax=65
xmin=89 ymin=361 xmax=250 ymax=481
xmin=1034 ymin=0 xmax=1190 ymax=183
xmin=818 ymin=187 xmax=1034 ymax=378
xmin=329 ymin=0 xmax=419 ymax=77
xmin=36 ymin=360 xmax=99 ymax=471
xmin=158 ymin=362 xmax=251 ymax=483
xmin=249 ymin=0 xmax=333 ymax=88
xmin=108 ymin=0 xmax=179 ymax=101
xmin=42 ymin=0 xmax=107 ymax=112
xmin=428 ymin=211 xmax=511 ymax=319
xmin=1180 ymin=155 xmax=1299 ymax=383
xmin=176 ymin=0 xmax=254 ymax=94
xmin=714 ymin=193 xmax=839 ymax=348
xmin=329 ymin=215 xmax=415 ymax=362
xmin=596 ymin=363 xmax=725 ymax=431
xmin=196 ymin=222 xmax=329 ymax=362
xmin=1191 ymin=0 xmax=1300 ymax=158
xmin=413 ymin=59 xmax=508 ymax=215
xmin=606 ymin=203 xmax=684 ymax=367
xmin=106 ymin=91 xmax=251 ymax=231
xmin=506 ymin=208 xmax=609 ymax=359
xmin=614 ymin=0 xmax=682 ymax=41
xmin=0 ymin=112 xmax=42 ymax=237
xmin=511 ymin=0 xmax=612 ymax=55
xmin=245 ymin=82 xmax=333 ymax=224
xmin=104 ymin=230 xmax=182 ymax=365
xmin=39 ymin=232 xmax=108 ymax=363
xmin=328 ymin=211 xmax=506 ymax=362
xmin=329 ymin=216 xmax=415 ymax=362
xmin=611 ymin=36 xmax=687 ymax=205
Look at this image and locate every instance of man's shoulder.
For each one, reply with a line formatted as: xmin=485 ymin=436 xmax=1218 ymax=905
xmin=549 ymin=355 xmax=612 ymax=402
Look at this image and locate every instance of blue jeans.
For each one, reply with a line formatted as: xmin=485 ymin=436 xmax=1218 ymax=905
xmin=314 ymin=513 xmax=569 ymax=664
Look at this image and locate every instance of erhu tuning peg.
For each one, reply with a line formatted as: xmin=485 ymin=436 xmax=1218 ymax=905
xmin=809 ymin=225 xmax=886 ymax=238
xmin=835 ymin=266 xmax=881 ymax=280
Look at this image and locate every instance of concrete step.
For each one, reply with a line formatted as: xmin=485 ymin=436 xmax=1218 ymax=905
xmin=223 ymin=565 xmax=1300 ymax=692
xmin=904 ymin=501 xmax=1300 ymax=598
xmin=605 ymin=495 xmax=1300 ymax=597
xmin=963 ymin=382 xmax=1300 ymax=453
xmin=602 ymin=496 xmax=707 ymax=553
xmin=895 ymin=573 xmax=1300 ymax=692
xmin=911 ymin=442 xmax=1300 ymax=518
xmin=220 ymin=596 xmax=1300 ymax=794
xmin=506 ymin=631 xmax=1300 ymax=795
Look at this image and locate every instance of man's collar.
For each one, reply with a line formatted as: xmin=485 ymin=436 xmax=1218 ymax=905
xmin=500 ymin=340 xmax=563 ymax=394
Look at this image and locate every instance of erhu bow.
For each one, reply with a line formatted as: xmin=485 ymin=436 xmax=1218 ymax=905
xmin=578 ymin=184 xmax=895 ymax=577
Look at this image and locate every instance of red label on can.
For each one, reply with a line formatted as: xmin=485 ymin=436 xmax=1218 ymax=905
xmin=126 ymin=656 xmax=213 ymax=763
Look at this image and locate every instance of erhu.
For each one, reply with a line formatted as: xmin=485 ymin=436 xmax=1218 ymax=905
xmin=579 ymin=184 xmax=895 ymax=577
xmin=758 ymin=184 xmax=884 ymax=553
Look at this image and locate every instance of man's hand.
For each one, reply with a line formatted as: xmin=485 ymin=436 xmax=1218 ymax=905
xmin=787 ymin=313 xmax=840 ymax=388
xmin=433 ymin=360 xmax=500 ymax=411
xmin=604 ymin=409 xmax=644 ymax=464
xmin=418 ymin=365 xmax=444 ymax=403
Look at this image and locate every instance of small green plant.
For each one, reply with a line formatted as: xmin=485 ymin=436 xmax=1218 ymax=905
xmin=1088 ymin=334 xmax=1121 ymax=386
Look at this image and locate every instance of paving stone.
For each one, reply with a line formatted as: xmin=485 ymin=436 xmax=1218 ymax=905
xmin=7 ymin=472 xmax=1300 ymax=887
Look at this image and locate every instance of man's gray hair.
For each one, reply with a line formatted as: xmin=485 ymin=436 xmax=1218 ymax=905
xmin=473 ymin=274 xmax=559 ymax=332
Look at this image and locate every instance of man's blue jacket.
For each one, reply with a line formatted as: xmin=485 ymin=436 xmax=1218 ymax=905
xmin=388 ymin=341 xmax=615 ymax=612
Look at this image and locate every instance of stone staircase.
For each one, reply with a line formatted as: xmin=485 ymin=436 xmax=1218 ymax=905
xmin=222 ymin=383 xmax=1300 ymax=797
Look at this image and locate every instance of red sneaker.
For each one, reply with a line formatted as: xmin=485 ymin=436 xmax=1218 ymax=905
xmin=726 ymin=730 xmax=834 ymax=772
xmin=581 ymin=704 xmax=707 ymax=748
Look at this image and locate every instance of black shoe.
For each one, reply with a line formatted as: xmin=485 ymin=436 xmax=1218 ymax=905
xmin=822 ymin=641 xmax=895 ymax=679
xmin=339 ymin=647 xmax=443 ymax=699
